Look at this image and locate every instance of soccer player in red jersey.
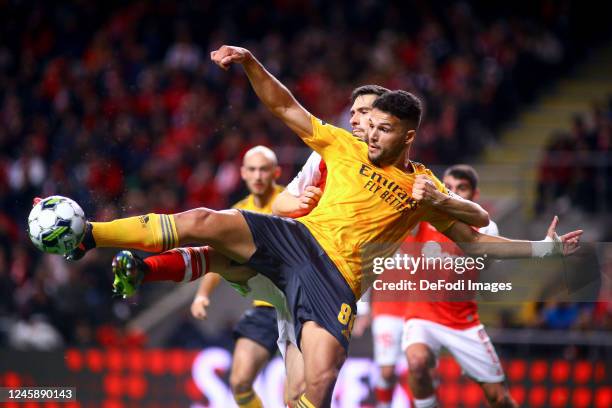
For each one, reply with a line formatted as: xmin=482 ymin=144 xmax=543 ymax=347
xmin=402 ymin=165 xmax=518 ymax=408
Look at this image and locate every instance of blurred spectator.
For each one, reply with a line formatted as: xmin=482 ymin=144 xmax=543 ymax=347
xmin=535 ymin=98 xmax=612 ymax=213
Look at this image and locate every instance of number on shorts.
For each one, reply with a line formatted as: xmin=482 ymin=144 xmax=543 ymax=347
xmin=337 ymin=303 xmax=353 ymax=326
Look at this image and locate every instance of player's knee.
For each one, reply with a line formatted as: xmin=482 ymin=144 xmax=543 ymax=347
xmin=176 ymin=207 xmax=216 ymax=242
xmin=307 ymin=366 xmax=339 ymax=395
xmin=407 ymin=350 xmax=431 ymax=378
xmin=229 ymin=370 xmax=254 ymax=395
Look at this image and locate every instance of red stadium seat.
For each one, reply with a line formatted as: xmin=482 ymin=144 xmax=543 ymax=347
xmin=86 ymin=350 xmax=104 ymax=373
xmin=551 ymin=360 xmax=570 ymax=383
xmin=572 ymin=387 xmax=593 ymax=407
xmin=462 ymin=381 xmax=483 ymax=406
xmin=146 ymin=349 xmax=166 ymax=375
xmin=65 ymin=349 xmax=83 ymax=372
xmin=438 ymin=357 xmax=461 ymax=380
xmin=439 ymin=382 xmax=461 ymax=405
xmin=595 ymin=387 xmax=612 ymax=408
xmin=528 ymin=385 xmax=547 ymax=407
xmin=507 ymin=359 xmax=527 ymax=381
xmin=103 ymin=374 xmax=122 ymax=397
xmin=573 ymin=361 xmax=593 ymax=384
xmin=126 ymin=375 xmax=147 ymax=399
xmin=550 ymin=386 xmax=570 ymax=407
xmin=127 ymin=350 xmax=145 ymax=372
xmin=529 ymin=360 xmax=548 ymax=383
xmin=509 ymin=385 xmax=526 ymax=405
xmin=106 ymin=349 xmax=124 ymax=372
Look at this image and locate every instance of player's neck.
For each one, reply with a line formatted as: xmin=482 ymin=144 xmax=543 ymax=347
xmin=252 ymin=185 xmax=275 ymax=208
xmin=391 ymin=154 xmax=414 ymax=173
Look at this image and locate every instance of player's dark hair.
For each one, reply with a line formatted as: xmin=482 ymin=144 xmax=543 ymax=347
xmin=371 ymin=90 xmax=422 ymax=129
xmin=444 ymin=164 xmax=479 ymax=190
xmin=350 ymin=85 xmax=390 ymax=103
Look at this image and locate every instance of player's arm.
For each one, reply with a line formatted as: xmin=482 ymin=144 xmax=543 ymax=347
xmin=442 ymin=216 xmax=582 ymax=258
xmin=272 ymin=151 xmax=324 ymax=217
xmin=412 ymin=174 xmax=489 ymax=228
xmin=211 ymin=45 xmax=313 ymax=138
xmin=190 ymin=272 xmax=222 ymax=320
xmin=272 ymin=186 xmax=323 ymax=218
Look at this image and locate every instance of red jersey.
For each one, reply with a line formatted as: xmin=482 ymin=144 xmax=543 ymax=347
xmin=403 ymin=221 xmax=497 ymax=329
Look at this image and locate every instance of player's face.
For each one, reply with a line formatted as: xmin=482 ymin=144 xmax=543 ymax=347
xmin=241 ymin=153 xmax=280 ymax=195
xmin=350 ymin=94 xmax=378 ymax=141
xmin=367 ymin=108 xmax=415 ymax=167
xmin=443 ymin=175 xmax=477 ymax=200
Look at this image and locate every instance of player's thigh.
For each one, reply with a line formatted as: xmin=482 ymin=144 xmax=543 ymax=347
xmin=300 ymin=321 xmax=346 ymax=395
xmin=402 ymin=319 xmax=440 ymax=371
xmin=230 ymin=337 xmax=271 ymax=386
xmin=285 ymin=342 xmax=305 ymax=401
xmin=372 ymin=315 xmax=405 ymax=368
xmin=443 ymin=325 xmax=505 ymax=384
xmin=175 ymin=208 xmax=255 ymax=262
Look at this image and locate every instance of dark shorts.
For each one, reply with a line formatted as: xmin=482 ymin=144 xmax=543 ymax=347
xmin=239 ymin=210 xmax=357 ymax=351
xmin=233 ymin=305 xmax=279 ymax=355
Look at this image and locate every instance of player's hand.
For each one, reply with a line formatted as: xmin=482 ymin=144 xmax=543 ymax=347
xmin=351 ymin=315 xmax=371 ymax=337
xmin=210 ymin=45 xmax=252 ymax=70
xmin=545 ymin=215 xmax=583 ymax=256
xmin=298 ymin=186 xmax=323 ymax=213
xmin=411 ymin=175 xmax=447 ymax=206
xmin=191 ymin=295 xmax=211 ymax=320
xmin=32 ymin=197 xmax=42 ymax=206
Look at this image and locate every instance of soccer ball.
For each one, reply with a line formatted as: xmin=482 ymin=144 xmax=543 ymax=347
xmin=28 ymin=196 xmax=86 ymax=254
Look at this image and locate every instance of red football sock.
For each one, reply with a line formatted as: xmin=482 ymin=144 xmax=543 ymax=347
xmin=143 ymin=246 xmax=209 ymax=283
xmin=375 ymin=386 xmax=393 ymax=407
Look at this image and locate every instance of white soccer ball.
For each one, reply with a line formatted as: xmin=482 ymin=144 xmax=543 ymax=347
xmin=28 ymin=195 xmax=86 ymax=254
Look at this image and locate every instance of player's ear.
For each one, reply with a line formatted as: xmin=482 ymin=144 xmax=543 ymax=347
xmin=405 ymin=129 xmax=416 ymax=146
xmin=240 ymin=165 xmax=248 ymax=181
xmin=273 ymin=165 xmax=281 ymax=180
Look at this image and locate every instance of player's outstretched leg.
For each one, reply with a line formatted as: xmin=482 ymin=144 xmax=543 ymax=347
xmin=110 ymin=246 xmax=256 ymax=298
xmin=111 ymin=251 xmax=146 ymax=298
xmin=299 ymin=321 xmax=347 ymax=407
xmin=67 ymin=208 xmax=256 ymax=264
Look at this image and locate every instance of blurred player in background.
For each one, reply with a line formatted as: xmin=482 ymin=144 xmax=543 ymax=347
xmin=402 ymin=165 xmax=518 ymax=408
xmin=190 ymin=145 xmax=284 ymax=408
xmin=112 ymin=145 xmax=284 ymax=408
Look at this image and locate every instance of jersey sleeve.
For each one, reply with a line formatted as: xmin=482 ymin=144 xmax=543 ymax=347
xmin=286 ymin=152 xmax=323 ymax=197
xmin=302 ymin=115 xmax=354 ymax=158
xmin=421 ymin=170 xmax=457 ymax=232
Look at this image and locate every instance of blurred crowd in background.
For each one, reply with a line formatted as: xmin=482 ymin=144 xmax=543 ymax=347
xmin=0 ymin=0 xmax=610 ymax=349
xmin=536 ymin=98 xmax=612 ymax=214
